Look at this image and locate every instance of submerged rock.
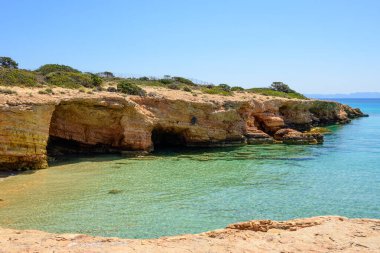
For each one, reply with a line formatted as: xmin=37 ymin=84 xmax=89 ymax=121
xmin=108 ymin=189 xmax=123 ymax=194
xmin=305 ymin=127 xmax=332 ymax=134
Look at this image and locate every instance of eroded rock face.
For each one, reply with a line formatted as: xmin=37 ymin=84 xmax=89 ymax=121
xmin=48 ymin=98 xmax=153 ymax=154
xmin=0 ymin=89 xmax=366 ymax=170
xmin=132 ymin=97 xmax=247 ymax=147
xmin=0 ymin=104 xmax=55 ymax=170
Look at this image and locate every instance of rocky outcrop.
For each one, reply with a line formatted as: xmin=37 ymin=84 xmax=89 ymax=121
xmin=274 ymin=128 xmax=323 ymax=144
xmin=0 ymin=216 xmax=379 ymax=252
xmin=48 ymin=98 xmax=152 ymax=154
xmin=0 ymin=87 xmax=366 ymax=170
xmin=0 ymin=103 xmax=55 ymax=170
xmin=245 ymin=129 xmax=274 ymax=144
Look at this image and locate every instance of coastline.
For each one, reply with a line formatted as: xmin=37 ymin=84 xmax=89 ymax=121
xmin=1 ymin=216 xmax=379 ymax=252
xmin=0 ymin=88 xmax=376 ymax=252
xmin=0 ymin=86 xmax=366 ymax=171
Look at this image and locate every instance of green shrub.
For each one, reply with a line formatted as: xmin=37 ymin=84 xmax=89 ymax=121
xmin=168 ymin=83 xmax=180 ymax=90
xmin=173 ymin=76 xmax=195 ymax=85
xmin=139 ymin=76 xmax=150 ymax=81
xmin=159 ymin=79 xmax=173 ymax=85
xmin=107 ymin=87 xmax=117 ymax=92
xmin=45 ymin=71 xmax=93 ymax=88
xmin=231 ymin=86 xmax=244 ymax=91
xmin=309 ymin=101 xmax=338 ymax=114
xmin=183 ymin=86 xmax=192 ymax=92
xmin=201 ymin=86 xmax=232 ymax=96
xmin=36 ymin=64 xmax=80 ymax=75
xmin=0 ymin=68 xmax=38 ymax=87
xmin=247 ymin=88 xmax=307 ymax=99
xmin=218 ymin=84 xmax=231 ymax=92
xmin=89 ymin=73 xmax=103 ymax=87
xmin=117 ymin=80 xmax=146 ymax=96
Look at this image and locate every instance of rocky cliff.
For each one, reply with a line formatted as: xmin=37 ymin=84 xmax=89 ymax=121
xmin=0 ymin=87 xmax=366 ymax=170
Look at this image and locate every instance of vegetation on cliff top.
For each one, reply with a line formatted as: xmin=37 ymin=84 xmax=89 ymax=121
xmin=117 ymin=80 xmax=146 ymax=96
xmin=0 ymin=68 xmax=39 ymax=87
xmin=0 ymin=57 xmax=18 ymax=69
xmin=35 ymin=64 xmax=81 ymax=75
xmin=0 ymin=56 xmax=308 ymax=99
xmin=247 ymin=87 xmax=307 ymax=99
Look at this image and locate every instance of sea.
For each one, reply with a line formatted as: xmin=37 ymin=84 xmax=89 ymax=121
xmin=0 ymin=98 xmax=379 ymax=238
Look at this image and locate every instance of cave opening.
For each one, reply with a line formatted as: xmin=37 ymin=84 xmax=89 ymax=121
xmin=47 ymin=136 xmax=118 ymax=157
xmin=151 ymin=127 xmax=188 ymax=150
xmin=46 ymin=102 xmax=125 ymax=159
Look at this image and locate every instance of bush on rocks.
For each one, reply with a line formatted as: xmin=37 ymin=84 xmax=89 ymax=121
xmin=168 ymin=83 xmax=180 ymax=90
xmin=117 ymin=80 xmax=146 ymax=96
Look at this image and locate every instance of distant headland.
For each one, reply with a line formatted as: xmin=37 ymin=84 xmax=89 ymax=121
xmin=307 ymin=92 xmax=380 ymax=99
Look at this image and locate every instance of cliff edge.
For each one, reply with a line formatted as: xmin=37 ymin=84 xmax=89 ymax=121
xmin=0 ymin=86 xmax=366 ymax=170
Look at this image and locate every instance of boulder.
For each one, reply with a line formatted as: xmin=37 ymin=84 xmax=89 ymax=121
xmin=245 ymin=130 xmax=274 ymax=144
xmin=274 ymin=128 xmax=323 ymax=144
xmin=254 ymin=113 xmax=285 ymax=133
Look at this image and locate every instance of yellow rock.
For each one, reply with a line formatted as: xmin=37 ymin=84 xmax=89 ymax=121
xmin=0 ymin=87 xmax=365 ymax=170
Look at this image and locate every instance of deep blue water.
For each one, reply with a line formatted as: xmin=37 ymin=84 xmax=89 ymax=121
xmin=0 ymin=98 xmax=379 ymax=238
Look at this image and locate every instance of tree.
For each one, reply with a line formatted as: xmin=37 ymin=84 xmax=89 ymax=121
xmin=270 ymin=82 xmax=295 ymax=93
xmin=96 ymin=71 xmax=114 ymax=78
xmin=102 ymin=71 xmax=114 ymax=78
xmin=0 ymin=57 xmax=18 ymax=69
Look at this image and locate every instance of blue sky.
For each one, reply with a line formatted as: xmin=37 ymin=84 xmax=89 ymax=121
xmin=1 ymin=0 xmax=379 ymax=93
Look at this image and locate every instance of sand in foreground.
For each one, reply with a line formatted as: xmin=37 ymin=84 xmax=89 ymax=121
xmin=1 ymin=216 xmax=379 ymax=253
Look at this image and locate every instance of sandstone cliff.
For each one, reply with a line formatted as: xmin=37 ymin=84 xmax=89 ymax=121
xmin=0 ymin=216 xmax=379 ymax=252
xmin=0 ymin=87 xmax=366 ymax=170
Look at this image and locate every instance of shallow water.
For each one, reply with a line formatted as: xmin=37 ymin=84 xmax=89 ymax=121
xmin=0 ymin=99 xmax=379 ymax=238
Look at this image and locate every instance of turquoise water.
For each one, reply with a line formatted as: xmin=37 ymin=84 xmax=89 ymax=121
xmin=0 ymin=99 xmax=379 ymax=238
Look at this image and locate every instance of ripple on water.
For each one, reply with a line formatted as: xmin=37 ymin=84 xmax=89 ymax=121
xmin=0 ymin=99 xmax=379 ymax=239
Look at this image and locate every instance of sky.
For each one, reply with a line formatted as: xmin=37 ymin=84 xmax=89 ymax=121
xmin=1 ymin=0 xmax=379 ymax=93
